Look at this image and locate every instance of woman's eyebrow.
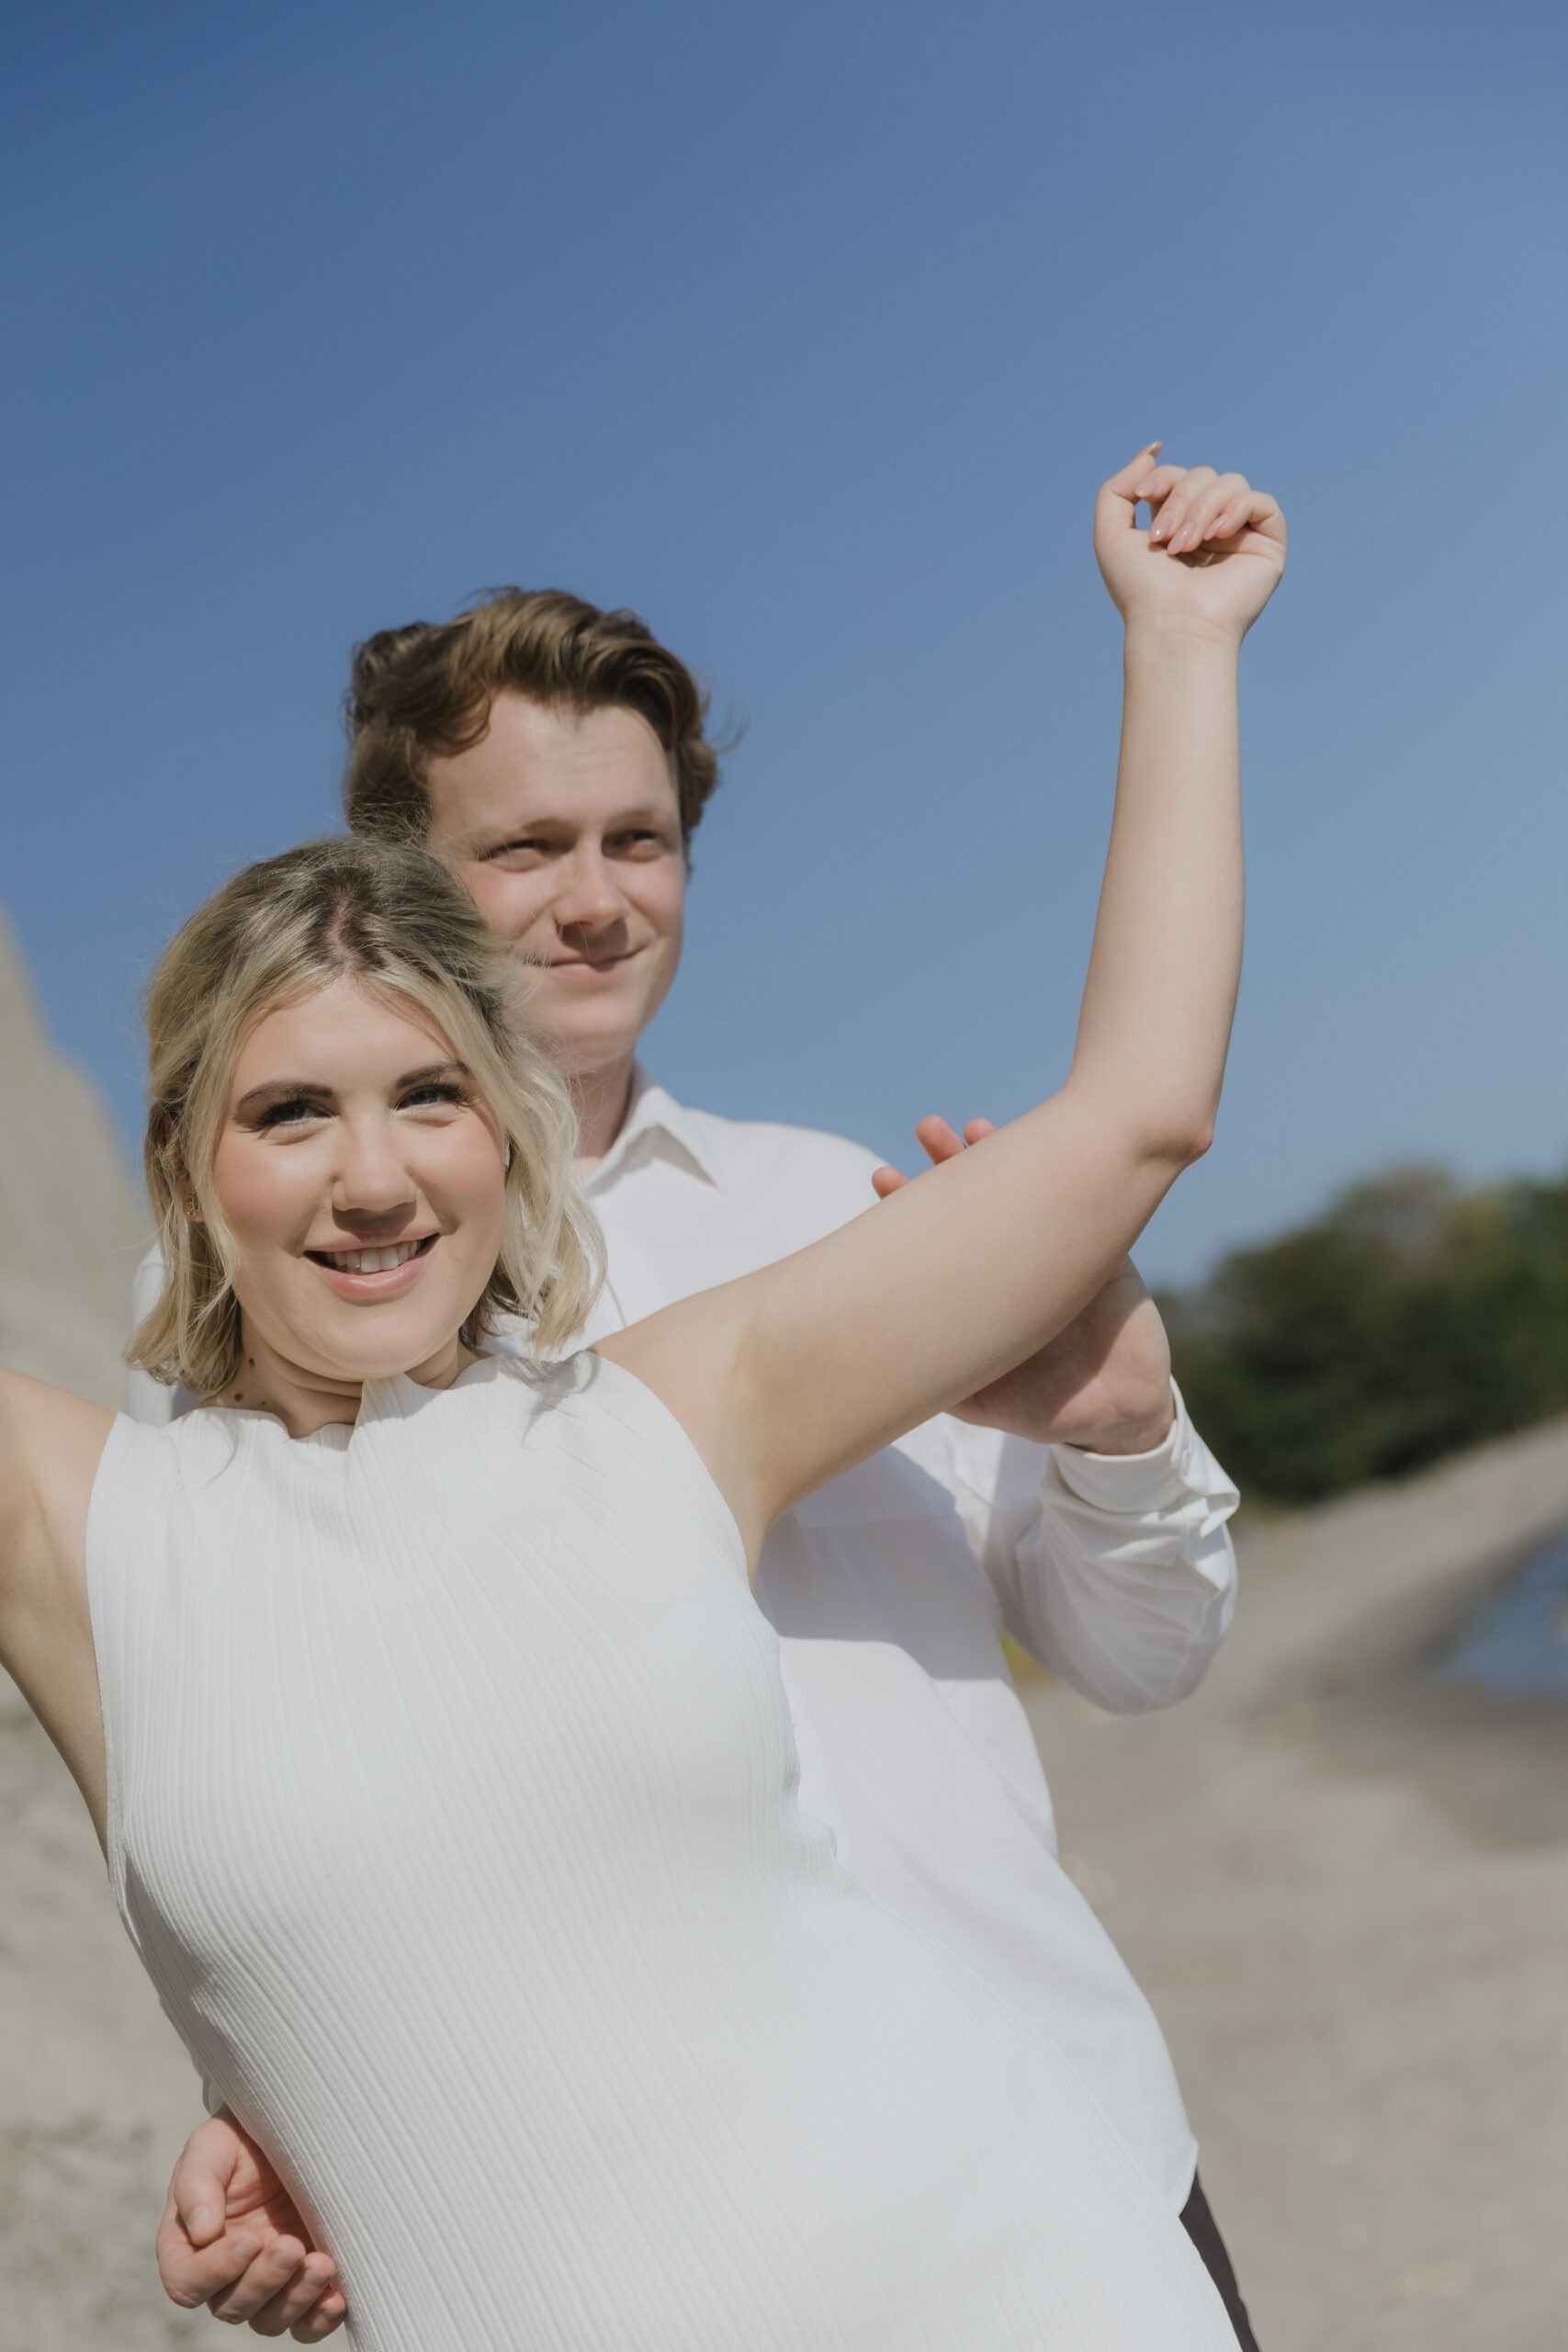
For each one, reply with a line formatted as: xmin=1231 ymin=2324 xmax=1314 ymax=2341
xmin=396 ymin=1060 xmax=472 ymax=1089
xmin=233 ymin=1078 xmax=335 ymax=1114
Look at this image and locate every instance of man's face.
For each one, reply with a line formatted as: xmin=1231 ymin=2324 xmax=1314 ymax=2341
xmin=424 ymin=695 xmax=686 ymax=1082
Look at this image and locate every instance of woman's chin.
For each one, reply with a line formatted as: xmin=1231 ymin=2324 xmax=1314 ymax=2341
xmin=240 ymin=1266 xmax=485 ymax=1394
xmin=286 ymin=1306 xmax=471 ymax=1391
xmin=345 ymin=1337 xmax=468 ymax=1387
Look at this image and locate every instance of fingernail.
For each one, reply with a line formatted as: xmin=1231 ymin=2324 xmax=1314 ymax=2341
xmin=189 ymin=2204 xmax=214 ymax=2235
xmin=1149 ymin=520 xmax=1166 ymax=541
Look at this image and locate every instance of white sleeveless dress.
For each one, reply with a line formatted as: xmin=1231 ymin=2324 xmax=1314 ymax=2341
xmin=87 ymin=1353 xmax=1234 ymax=2351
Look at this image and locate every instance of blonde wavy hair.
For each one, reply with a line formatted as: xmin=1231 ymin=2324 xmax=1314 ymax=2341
xmin=130 ymin=835 xmax=603 ymax=1398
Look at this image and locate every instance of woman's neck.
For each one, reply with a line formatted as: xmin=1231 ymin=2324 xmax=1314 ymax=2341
xmin=206 ymin=1326 xmax=479 ymax=1439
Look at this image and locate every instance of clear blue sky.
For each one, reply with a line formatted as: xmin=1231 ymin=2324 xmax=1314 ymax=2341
xmin=4 ymin=0 xmax=1565 ymax=1283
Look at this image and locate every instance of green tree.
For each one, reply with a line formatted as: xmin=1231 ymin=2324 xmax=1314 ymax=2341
xmin=1161 ymin=1166 xmax=1568 ymax=1505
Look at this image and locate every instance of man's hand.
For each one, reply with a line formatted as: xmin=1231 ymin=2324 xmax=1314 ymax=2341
xmin=873 ymin=1118 xmax=1176 ymax=1452
xmin=156 ymin=2110 xmax=346 ymax=2339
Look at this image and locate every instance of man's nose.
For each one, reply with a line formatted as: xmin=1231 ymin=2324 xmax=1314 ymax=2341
xmin=551 ymin=844 xmax=628 ymax=933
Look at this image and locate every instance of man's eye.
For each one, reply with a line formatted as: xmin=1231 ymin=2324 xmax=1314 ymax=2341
xmin=614 ymin=832 xmax=659 ymax=854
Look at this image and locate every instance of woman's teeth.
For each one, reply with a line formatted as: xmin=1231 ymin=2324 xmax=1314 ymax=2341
xmin=321 ymin=1240 xmax=428 ymax=1273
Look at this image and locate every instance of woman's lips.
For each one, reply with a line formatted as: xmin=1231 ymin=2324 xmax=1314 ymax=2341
xmin=304 ymin=1233 xmax=437 ymax=1300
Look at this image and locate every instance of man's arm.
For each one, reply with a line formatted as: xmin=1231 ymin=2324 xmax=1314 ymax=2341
xmin=877 ymin=1120 xmax=1238 ymax=1710
xmin=935 ymin=1389 xmax=1239 ymax=1713
xmin=156 ymin=2110 xmax=346 ymax=2340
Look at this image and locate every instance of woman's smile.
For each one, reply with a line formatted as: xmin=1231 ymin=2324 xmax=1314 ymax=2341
xmin=303 ymin=1231 xmax=440 ymax=1300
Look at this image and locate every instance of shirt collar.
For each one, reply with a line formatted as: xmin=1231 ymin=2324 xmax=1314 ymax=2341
xmin=583 ymin=1065 xmax=726 ymax=1194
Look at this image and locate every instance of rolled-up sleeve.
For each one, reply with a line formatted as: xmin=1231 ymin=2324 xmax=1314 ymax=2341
xmin=934 ymin=1384 xmax=1239 ymax=1714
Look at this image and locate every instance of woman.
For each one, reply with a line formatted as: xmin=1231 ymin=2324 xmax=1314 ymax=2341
xmin=0 ymin=446 xmax=1283 ymax=2349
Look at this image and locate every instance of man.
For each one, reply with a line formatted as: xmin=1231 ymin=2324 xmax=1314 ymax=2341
xmin=131 ymin=587 xmax=1257 ymax=2347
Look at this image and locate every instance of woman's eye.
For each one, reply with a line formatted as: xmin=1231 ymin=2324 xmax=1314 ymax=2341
xmin=400 ymin=1082 xmax=465 ymax=1111
xmin=255 ymin=1098 xmax=324 ymax=1129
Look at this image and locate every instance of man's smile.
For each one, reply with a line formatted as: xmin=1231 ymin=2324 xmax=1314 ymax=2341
xmin=545 ymin=948 xmax=638 ymax=970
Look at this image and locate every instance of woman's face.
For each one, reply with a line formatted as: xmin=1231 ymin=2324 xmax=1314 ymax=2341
xmin=208 ymin=975 xmax=509 ymax=1389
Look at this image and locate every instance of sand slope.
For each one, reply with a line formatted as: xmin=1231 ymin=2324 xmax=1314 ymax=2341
xmin=0 ymin=909 xmax=207 ymax=2347
xmin=0 ymin=910 xmax=148 ymax=1406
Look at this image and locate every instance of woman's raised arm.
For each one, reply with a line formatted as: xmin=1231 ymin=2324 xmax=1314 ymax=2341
xmin=599 ymin=445 xmax=1286 ymax=1562
xmin=0 ymin=1369 xmax=115 ymax=1839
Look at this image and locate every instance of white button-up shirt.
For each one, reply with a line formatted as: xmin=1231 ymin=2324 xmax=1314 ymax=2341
xmin=126 ymin=1069 xmax=1239 ymax=2206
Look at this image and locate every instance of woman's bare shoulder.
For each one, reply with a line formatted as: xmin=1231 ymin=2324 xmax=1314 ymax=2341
xmin=0 ymin=1364 xmax=115 ymax=1452
xmin=0 ymin=1367 xmax=116 ymax=1555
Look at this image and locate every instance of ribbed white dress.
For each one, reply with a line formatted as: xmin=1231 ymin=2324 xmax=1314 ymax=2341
xmin=87 ymin=1353 xmax=1234 ymax=2352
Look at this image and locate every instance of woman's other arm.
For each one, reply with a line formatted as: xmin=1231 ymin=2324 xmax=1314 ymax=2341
xmin=0 ymin=1368 xmax=114 ymax=1840
xmin=601 ymin=446 xmax=1284 ymax=1559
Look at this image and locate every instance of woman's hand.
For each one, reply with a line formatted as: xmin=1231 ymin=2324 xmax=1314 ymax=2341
xmin=874 ymin=1119 xmax=1174 ymax=1451
xmin=1095 ymin=441 xmax=1286 ymax=645
xmin=156 ymin=2109 xmax=346 ymax=2339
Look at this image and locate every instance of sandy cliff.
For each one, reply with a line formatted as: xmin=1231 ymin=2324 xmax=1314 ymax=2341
xmin=0 ymin=910 xmax=147 ymax=1403
xmin=0 ymin=909 xmax=209 ymax=2348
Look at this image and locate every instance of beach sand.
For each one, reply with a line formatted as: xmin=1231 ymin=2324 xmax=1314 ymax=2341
xmin=1022 ymin=1422 xmax=1568 ymax=2350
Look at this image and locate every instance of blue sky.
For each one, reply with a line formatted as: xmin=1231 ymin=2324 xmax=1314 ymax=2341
xmin=3 ymin=0 xmax=1565 ymax=1283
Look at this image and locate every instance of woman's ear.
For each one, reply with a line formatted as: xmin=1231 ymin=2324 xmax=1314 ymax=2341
xmin=172 ymin=1160 xmax=203 ymax=1223
xmin=157 ymin=1114 xmax=201 ymax=1220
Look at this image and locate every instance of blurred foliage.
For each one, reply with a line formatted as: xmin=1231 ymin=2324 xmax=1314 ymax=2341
xmin=1159 ymin=1166 xmax=1568 ymax=1506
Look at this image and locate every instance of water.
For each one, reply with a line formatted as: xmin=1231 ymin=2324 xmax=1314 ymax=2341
xmin=1434 ymin=1524 xmax=1568 ymax=1702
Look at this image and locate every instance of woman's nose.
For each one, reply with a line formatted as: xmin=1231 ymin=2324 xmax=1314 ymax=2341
xmin=332 ymin=1118 xmax=418 ymax=1217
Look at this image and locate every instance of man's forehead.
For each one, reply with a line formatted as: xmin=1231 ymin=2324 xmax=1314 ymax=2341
xmin=426 ymin=698 xmax=680 ymax=846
